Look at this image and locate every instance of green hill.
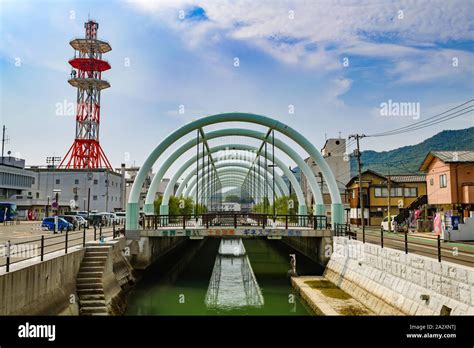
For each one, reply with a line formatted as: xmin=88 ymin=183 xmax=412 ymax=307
xmin=350 ymin=127 xmax=474 ymax=175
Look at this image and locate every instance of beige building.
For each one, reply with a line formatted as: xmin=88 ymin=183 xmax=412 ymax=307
xmin=121 ymin=165 xmax=170 ymax=211
xmin=300 ymin=138 xmax=350 ymax=215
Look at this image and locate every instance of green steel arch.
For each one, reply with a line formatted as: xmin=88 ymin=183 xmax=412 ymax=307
xmin=191 ymin=173 xmax=276 ymax=207
xmin=186 ymin=165 xmax=283 ymax=203
xmin=182 ymin=160 xmax=286 ymax=204
xmin=179 ymin=161 xmax=285 ymax=201
xmin=190 ymin=174 xmax=278 ymax=206
xmin=144 ymin=128 xmax=323 ymax=216
xmin=172 ymin=145 xmax=304 ymax=208
xmin=175 ymin=151 xmax=290 ymax=200
xmin=127 ymin=113 xmax=343 ymax=231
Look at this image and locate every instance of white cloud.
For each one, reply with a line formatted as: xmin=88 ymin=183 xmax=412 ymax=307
xmin=128 ymin=0 xmax=474 ymax=85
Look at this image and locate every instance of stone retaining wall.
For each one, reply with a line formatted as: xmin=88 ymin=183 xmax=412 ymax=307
xmin=325 ymin=237 xmax=474 ymax=315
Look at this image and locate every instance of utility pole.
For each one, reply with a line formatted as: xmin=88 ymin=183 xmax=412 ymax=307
xmin=318 ymin=172 xmax=324 ymax=192
xmin=272 ymin=130 xmax=276 ymax=220
xmin=1 ymin=125 xmax=5 ymax=164
xmin=387 ymin=172 xmax=391 ymax=233
xmin=195 ymin=130 xmax=199 ymax=219
xmin=349 ymin=134 xmax=366 ymax=242
xmin=46 ymin=156 xmax=62 ymax=217
xmin=105 ymin=171 xmax=109 ymax=212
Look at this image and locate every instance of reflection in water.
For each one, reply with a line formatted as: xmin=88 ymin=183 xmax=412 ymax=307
xmin=205 ymin=239 xmax=264 ymax=310
xmin=125 ymin=238 xmax=321 ymax=315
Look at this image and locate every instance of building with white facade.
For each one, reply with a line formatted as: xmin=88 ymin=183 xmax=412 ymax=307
xmin=300 ymin=138 xmax=350 ymax=218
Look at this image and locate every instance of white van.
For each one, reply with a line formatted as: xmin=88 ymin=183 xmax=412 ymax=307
xmin=381 ymin=216 xmax=396 ymax=232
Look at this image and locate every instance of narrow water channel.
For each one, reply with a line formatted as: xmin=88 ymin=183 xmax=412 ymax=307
xmin=125 ymin=238 xmax=323 ymax=315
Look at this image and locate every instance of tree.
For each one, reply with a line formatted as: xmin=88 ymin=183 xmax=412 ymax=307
xmin=225 ymin=195 xmax=240 ymax=203
xmin=154 ymin=195 xmax=207 ymax=216
xmin=251 ymin=194 xmax=298 ymax=220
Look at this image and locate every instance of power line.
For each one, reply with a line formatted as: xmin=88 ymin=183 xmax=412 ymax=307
xmin=368 ymin=100 xmax=473 ymax=138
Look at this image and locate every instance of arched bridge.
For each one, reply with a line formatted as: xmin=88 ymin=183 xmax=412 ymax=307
xmin=125 ymin=113 xmax=344 ymax=240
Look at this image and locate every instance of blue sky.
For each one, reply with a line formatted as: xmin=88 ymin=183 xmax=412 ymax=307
xmin=0 ymin=0 xmax=473 ymax=174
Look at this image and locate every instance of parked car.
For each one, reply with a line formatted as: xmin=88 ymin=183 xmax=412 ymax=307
xmin=115 ymin=211 xmax=126 ymax=223
xmin=98 ymin=212 xmax=119 ymax=225
xmin=41 ymin=217 xmax=73 ymax=232
xmin=59 ymin=215 xmax=79 ymax=230
xmin=75 ymin=215 xmax=89 ymax=228
xmin=381 ymin=215 xmax=396 ymax=232
xmin=88 ymin=214 xmax=105 ymax=227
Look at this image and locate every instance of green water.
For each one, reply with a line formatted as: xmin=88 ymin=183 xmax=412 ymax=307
xmin=125 ymin=238 xmax=322 ymax=315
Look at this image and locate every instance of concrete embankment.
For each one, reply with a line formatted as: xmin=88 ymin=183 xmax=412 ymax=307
xmin=0 ymin=235 xmax=188 ymax=315
xmin=0 ymin=237 xmax=136 ymax=315
xmin=292 ymin=276 xmax=373 ymax=315
xmin=282 ymin=236 xmax=332 ymax=267
xmin=0 ymin=247 xmax=85 ymax=315
xmin=323 ymin=237 xmax=474 ymax=315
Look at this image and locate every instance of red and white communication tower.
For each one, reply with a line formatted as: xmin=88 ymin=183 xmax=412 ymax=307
xmin=60 ymin=19 xmax=112 ymax=169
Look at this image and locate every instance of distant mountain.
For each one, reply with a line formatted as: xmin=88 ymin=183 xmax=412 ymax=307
xmin=350 ymin=127 xmax=474 ymax=176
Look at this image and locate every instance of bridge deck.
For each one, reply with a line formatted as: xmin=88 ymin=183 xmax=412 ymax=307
xmin=135 ymin=213 xmax=335 ymax=238
xmin=140 ymin=226 xmax=333 ymax=238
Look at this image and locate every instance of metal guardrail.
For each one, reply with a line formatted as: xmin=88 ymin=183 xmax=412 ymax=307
xmin=141 ymin=213 xmax=328 ymax=230
xmin=1 ymin=221 xmax=125 ymax=273
xmin=333 ymin=224 xmax=448 ymax=263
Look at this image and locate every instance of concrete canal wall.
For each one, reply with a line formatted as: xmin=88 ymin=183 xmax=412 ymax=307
xmin=282 ymin=236 xmax=332 ymax=267
xmin=127 ymin=236 xmax=187 ymax=269
xmin=325 ymin=237 xmax=474 ymax=315
xmin=0 ymin=249 xmax=85 ymax=315
xmin=0 ymin=236 xmax=189 ymax=315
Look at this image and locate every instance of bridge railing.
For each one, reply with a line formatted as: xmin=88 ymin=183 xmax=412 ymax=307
xmin=140 ymin=213 xmax=328 ymax=230
xmin=333 ymin=223 xmax=354 ymax=237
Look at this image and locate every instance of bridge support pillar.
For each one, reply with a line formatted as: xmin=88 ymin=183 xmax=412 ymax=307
xmin=314 ymin=204 xmax=325 ymax=216
xmin=331 ymin=203 xmax=344 ymax=227
xmin=126 ymin=202 xmax=139 ymax=231
xmin=298 ymin=205 xmax=308 ymax=227
xmin=144 ymin=203 xmax=154 ymax=215
xmin=159 ymin=204 xmax=169 ymax=224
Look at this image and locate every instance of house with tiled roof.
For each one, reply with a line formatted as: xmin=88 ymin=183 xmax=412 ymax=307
xmin=419 ymin=151 xmax=474 ymax=218
xmin=346 ymin=170 xmax=427 ymax=226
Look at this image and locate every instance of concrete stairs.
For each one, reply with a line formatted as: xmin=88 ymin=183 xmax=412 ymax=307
xmin=76 ymin=246 xmax=110 ymax=316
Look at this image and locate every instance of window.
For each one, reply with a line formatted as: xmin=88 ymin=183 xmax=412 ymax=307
xmin=94 ymin=179 xmax=98 ymax=185
xmin=75 ymin=179 xmax=79 ymax=185
xmin=430 ymin=178 xmax=434 ymax=186
xmin=381 ymin=188 xmax=388 ymax=197
xmin=55 ymin=179 xmax=60 ymax=185
xmin=390 ymin=187 xmax=403 ymax=197
xmin=439 ymin=174 xmax=447 ymax=188
xmin=36 ymin=192 xmax=39 ymax=199
xmin=374 ymin=187 xmax=382 ymax=197
xmin=93 ymin=195 xmax=98 ymax=201
xmin=404 ymin=187 xmax=417 ymax=197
